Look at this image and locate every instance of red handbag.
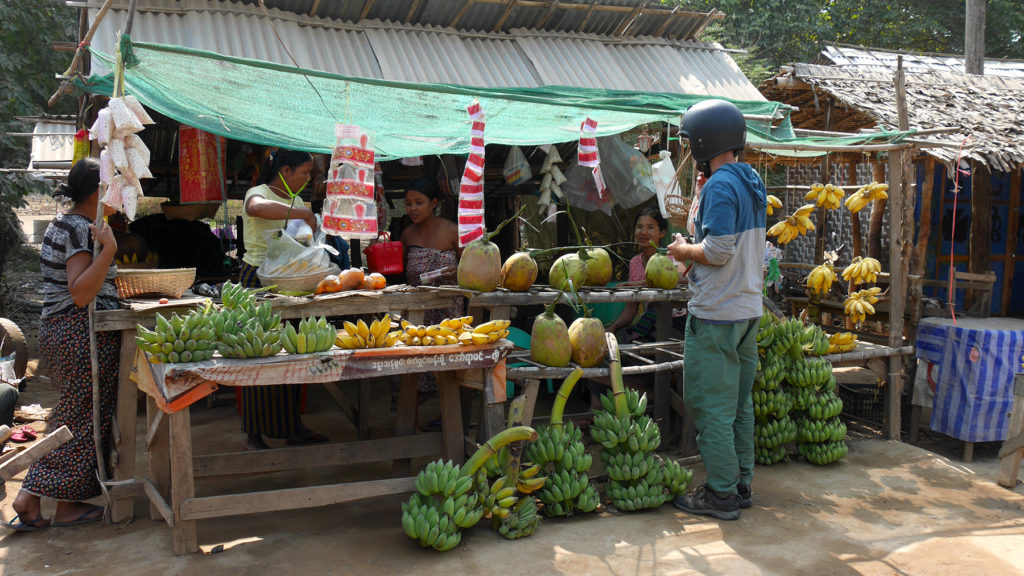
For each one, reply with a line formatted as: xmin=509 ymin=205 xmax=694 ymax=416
xmin=363 ymin=232 xmax=404 ymax=275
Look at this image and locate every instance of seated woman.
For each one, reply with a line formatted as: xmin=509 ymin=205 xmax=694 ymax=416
xmin=6 ymin=158 xmax=119 ymax=531
xmin=605 ymin=207 xmax=669 ymax=342
xmin=398 ymin=178 xmax=462 ymax=417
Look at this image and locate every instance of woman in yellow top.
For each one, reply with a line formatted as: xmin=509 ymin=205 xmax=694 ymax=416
xmin=238 ymin=148 xmax=326 ymax=450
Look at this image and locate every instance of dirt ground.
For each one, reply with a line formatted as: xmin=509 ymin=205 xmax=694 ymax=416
xmin=4 ymin=208 xmax=1024 ymax=575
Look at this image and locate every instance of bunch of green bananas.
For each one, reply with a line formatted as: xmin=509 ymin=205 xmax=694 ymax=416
xmin=785 ymin=357 xmax=833 ymax=388
xmin=770 ymin=318 xmax=810 ymax=361
xmin=591 ymin=390 xmax=690 ymax=511
xmin=803 ymin=391 xmax=844 ymax=421
xmin=219 ymin=281 xmax=256 ymax=310
xmin=477 ymin=472 xmax=523 ymax=520
xmin=136 ymin=307 xmax=217 ymax=364
xmin=281 ymin=316 xmax=335 ymax=354
xmin=798 ymin=440 xmax=848 ymax=465
xmin=754 ymin=416 xmax=797 ymax=450
xmin=754 ymin=353 xmax=785 ymax=392
xmin=752 ymin=388 xmax=792 ymax=421
xmin=492 ymin=496 xmax=540 ymax=539
xmin=400 ymin=427 xmax=537 ymax=552
xmin=215 ymin=301 xmax=283 ymax=359
xmin=800 ymin=324 xmax=832 ymax=357
xmin=797 ymin=416 xmax=847 ymax=443
xmin=402 ymin=460 xmax=480 ymax=552
xmin=756 ymin=445 xmax=789 ymax=466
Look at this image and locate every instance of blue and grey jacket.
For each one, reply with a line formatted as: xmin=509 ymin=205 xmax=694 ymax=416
xmin=688 ymin=162 xmax=767 ymax=322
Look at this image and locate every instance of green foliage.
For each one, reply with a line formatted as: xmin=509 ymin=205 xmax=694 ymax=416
xmin=0 ymin=0 xmax=78 ymax=184
xmin=665 ymin=0 xmax=1024 ymax=81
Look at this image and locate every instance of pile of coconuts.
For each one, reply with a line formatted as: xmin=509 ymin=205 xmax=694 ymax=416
xmin=456 ymin=215 xmax=680 ymax=369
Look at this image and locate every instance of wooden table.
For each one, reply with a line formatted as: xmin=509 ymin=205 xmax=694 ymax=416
xmin=132 ymin=340 xmax=510 ymax=555
xmin=93 ymin=286 xmax=488 ymax=526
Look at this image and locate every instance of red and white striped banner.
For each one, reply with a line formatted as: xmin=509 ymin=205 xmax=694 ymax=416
xmin=459 ymin=101 xmax=486 ymax=246
xmin=579 ymin=118 xmax=606 ymax=198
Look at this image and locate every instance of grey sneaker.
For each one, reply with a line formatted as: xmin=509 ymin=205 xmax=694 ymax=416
xmin=737 ymin=484 xmax=752 ymax=509
xmin=672 ymin=483 xmax=740 ymax=521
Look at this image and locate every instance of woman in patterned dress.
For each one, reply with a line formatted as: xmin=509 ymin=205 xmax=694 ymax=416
xmin=7 ymin=158 xmax=120 ymax=531
xmin=399 ymin=178 xmax=462 ymax=400
xmin=238 ymin=149 xmax=327 ymax=451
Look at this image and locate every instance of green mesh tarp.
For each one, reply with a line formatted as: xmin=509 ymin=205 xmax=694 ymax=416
xmin=78 ymin=37 xmax=796 ymax=159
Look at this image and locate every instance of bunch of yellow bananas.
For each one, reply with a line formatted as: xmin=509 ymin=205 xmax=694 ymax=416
xmin=805 ymin=182 xmax=846 ymax=210
xmin=806 ymin=262 xmax=837 ymax=295
xmin=767 ymin=204 xmax=817 ymax=245
xmin=827 ymin=332 xmax=857 ymax=354
xmin=844 ymin=181 xmax=889 ymax=213
xmin=335 ymin=315 xmax=402 ymax=349
xmin=458 ymin=319 xmax=511 ymax=346
xmin=841 ymin=256 xmax=882 ymax=285
xmin=843 ymin=287 xmax=881 ymax=324
xmin=766 ymin=194 xmax=783 ymax=216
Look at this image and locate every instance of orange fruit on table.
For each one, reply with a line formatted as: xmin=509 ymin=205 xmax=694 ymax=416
xmin=368 ymin=272 xmax=387 ymax=290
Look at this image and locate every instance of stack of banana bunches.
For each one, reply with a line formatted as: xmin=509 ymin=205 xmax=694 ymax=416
xmin=753 ymin=314 xmax=849 ymax=466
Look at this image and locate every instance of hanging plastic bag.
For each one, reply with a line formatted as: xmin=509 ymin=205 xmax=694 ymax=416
xmin=258 ymin=229 xmax=332 ymax=277
xmin=651 ymin=150 xmax=678 ymax=219
xmin=595 ymin=136 xmax=655 ymax=209
xmin=503 ymin=145 xmax=532 ymax=186
xmin=560 ymin=160 xmax=614 ymax=215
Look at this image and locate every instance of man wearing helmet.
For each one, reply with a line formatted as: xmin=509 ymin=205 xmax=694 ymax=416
xmin=667 ymin=99 xmax=767 ymax=520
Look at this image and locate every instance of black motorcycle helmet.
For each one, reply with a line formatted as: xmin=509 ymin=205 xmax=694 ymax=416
xmin=680 ymin=99 xmax=747 ymax=177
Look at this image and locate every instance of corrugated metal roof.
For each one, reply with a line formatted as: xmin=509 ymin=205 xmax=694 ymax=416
xmin=88 ymin=0 xmax=763 ymax=101
xmin=79 ymin=0 xmax=718 ymax=38
xmin=817 ymin=45 xmax=1024 ymax=78
xmin=29 ymin=122 xmax=76 ymax=168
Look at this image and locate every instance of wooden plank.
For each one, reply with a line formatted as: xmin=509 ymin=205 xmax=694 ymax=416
xmin=169 ymin=409 xmax=197 ymax=555
xmin=143 ymin=479 xmax=174 ymax=527
xmin=467 ymin=287 xmax=689 ymax=307
xmin=0 ymin=425 xmax=73 ymax=481
xmin=145 ymin=410 xmax=164 ymax=449
xmin=997 ymin=378 xmax=1024 ymax=487
xmin=519 ymin=379 xmax=540 ymax=426
xmin=146 ymin=396 xmax=171 ymax=522
xmin=392 ymin=373 xmax=418 ymax=477
xmin=437 ymin=372 xmax=467 ymax=464
xmin=111 ymin=328 xmax=138 ymax=522
xmin=968 ymin=159 xmax=992 ymax=312
xmin=1001 ymin=168 xmax=1020 ymax=316
xmin=193 ymin=433 xmax=443 ymax=478
xmin=179 ymin=477 xmax=416 ymax=521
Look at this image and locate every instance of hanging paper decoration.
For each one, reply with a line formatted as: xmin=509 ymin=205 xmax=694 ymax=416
xmin=578 ymin=117 xmax=607 ymax=198
xmin=323 ymin=124 xmax=378 ymax=239
xmin=178 ymin=126 xmax=227 ymax=203
xmin=458 ymin=101 xmax=486 ymax=246
xmin=88 ymin=95 xmax=155 ymax=220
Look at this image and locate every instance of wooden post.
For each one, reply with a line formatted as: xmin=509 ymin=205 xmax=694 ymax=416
xmin=111 ymin=330 xmax=138 ymax=522
xmin=997 ymin=374 xmax=1024 ymax=487
xmin=1003 ymin=169 xmax=1021 ymax=315
xmin=814 ymin=154 xmax=831 ymax=267
xmin=968 ymin=160 xmax=992 ymax=312
xmin=885 ymin=57 xmax=909 ymax=441
xmin=847 ymin=161 xmax=862 ymax=258
xmin=965 ymin=0 xmax=986 ymax=75
xmin=146 ymin=396 xmax=171 ymax=522
xmin=169 ymin=409 xmax=197 ymax=555
xmin=909 ymin=157 xmax=937 ymax=331
xmin=868 ymin=163 xmax=887 ymax=261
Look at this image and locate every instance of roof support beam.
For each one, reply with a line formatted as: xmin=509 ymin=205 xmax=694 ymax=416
xmin=576 ymin=1 xmax=597 ymax=33
xmin=613 ymin=1 xmax=645 ymax=37
xmin=534 ymin=0 xmax=559 ymax=29
xmin=494 ymin=0 xmax=518 ymax=33
xmin=358 ymin=0 xmax=376 ymax=21
xmin=652 ymin=5 xmax=679 ymax=38
xmin=405 ymin=0 xmax=423 ymax=24
xmin=308 ymin=0 xmax=320 ymax=17
xmin=450 ymin=0 xmax=476 ymax=29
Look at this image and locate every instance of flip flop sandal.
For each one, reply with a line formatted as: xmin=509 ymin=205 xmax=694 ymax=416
xmin=3 ymin=513 xmax=50 ymax=532
xmin=51 ymin=506 xmax=104 ymax=528
xmin=9 ymin=427 xmax=37 ymax=443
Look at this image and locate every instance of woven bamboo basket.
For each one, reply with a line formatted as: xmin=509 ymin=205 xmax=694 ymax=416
xmin=664 ymin=151 xmax=694 ymax=229
xmin=115 ymin=268 xmax=196 ymax=299
xmin=259 ymin=264 xmax=340 ymax=293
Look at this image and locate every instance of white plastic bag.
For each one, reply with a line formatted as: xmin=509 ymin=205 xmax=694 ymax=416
xmin=651 ymin=150 xmax=678 ymax=219
xmin=503 ymin=145 xmax=532 ymax=186
xmin=258 ymin=229 xmax=332 ymax=277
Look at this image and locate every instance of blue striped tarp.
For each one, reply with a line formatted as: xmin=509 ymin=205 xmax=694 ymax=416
xmin=916 ymin=317 xmax=1024 ymax=443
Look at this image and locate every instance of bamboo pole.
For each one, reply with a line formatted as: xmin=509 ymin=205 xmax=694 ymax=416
xmin=885 ymin=56 xmax=909 ymax=442
xmin=48 ymin=0 xmax=118 ymax=106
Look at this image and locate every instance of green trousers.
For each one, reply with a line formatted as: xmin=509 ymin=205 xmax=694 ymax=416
xmin=683 ymin=315 xmax=759 ymax=497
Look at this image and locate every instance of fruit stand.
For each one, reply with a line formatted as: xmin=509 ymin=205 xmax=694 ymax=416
xmin=130 ymin=333 xmax=511 ymax=555
xmin=91 ymin=286 xmax=512 ymax=535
